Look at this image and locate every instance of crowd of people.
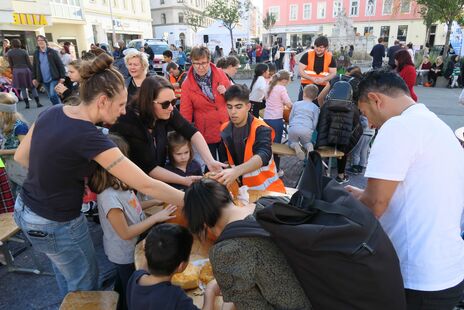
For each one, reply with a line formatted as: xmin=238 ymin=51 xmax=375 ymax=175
xmin=0 ymin=34 xmax=464 ymax=310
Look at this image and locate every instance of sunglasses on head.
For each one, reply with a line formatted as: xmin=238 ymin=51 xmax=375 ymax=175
xmin=155 ymin=99 xmax=177 ymax=109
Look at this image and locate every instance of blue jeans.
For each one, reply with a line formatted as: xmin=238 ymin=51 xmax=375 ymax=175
xmin=264 ymin=118 xmax=284 ymax=169
xmin=14 ymin=195 xmax=98 ymax=297
xmin=42 ymin=80 xmax=61 ymax=105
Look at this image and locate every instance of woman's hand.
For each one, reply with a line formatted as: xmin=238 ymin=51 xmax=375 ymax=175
xmin=206 ymin=160 xmax=227 ymax=173
xmin=183 ymin=175 xmax=202 ymax=187
xmin=214 ymin=167 xmax=240 ymax=187
xmin=217 ymin=84 xmax=226 ymax=95
xmin=150 ymin=204 xmax=177 ymax=224
xmin=54 ymin=83 xmax=68 ymax=95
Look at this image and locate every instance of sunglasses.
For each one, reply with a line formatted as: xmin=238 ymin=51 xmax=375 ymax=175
xmin=155 ymin=99 xmax=177 ymax=109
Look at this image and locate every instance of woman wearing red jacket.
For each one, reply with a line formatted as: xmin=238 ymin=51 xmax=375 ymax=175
xmin=180 ymin=46 xmax=231 ymax=162
xmin=395 ymin=49 xmax=418 ymax=102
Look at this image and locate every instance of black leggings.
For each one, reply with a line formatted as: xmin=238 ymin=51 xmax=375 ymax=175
xmin=405 ymin=278 xmax=464 ymax=310
xmin=337 ymin=155 xmax=347 ymax=175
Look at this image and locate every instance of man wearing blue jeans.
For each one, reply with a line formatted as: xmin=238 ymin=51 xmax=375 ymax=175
xmin=32 ymin=35 xmax=65 ymax=106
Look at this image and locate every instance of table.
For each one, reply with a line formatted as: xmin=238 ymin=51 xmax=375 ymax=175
xmin=60 ymin=291 xmax=119 ymax=310
xmin=138 ymin=189 xmax=294 ymax=309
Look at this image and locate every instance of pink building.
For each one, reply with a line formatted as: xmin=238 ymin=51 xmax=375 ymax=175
xmin=263 ymin=0 xmax=446 ymax=48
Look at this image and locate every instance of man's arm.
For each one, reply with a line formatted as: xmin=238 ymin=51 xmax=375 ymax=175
xmin=298 ymin=63 xmax=314 ymax=81
xmin=346 ymin=178 xmax=399 ymax=218
xmin=323 ymin=67 xmax=337 ymax=83
xmin=216 ymin=155 xmax=262 ymax=186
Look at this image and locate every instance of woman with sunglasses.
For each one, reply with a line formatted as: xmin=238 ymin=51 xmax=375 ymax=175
xmin=110 ymin=75 xmax=224 ymax=188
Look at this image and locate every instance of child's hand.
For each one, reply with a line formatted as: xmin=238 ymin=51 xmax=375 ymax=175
xmin=151 ymin=204 xmax=177 ymax=223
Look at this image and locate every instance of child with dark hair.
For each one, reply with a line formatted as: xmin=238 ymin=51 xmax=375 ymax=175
xmin=249 ymin=63 xmax=269 ymax=118
xmin=126 ymin=223 xmax=221 ymax=310
xmin=162 ymin=50 xmax=174 ymax=78
xmin=164 ymin=132 xmax=203 ymax=190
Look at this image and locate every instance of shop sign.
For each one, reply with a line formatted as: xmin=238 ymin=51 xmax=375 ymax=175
xmin=12 ymin=13 xmax=48 ymax=26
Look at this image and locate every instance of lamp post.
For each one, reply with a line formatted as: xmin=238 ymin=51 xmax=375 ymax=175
xmin=108 ymin=0 xmax=117 ymax=47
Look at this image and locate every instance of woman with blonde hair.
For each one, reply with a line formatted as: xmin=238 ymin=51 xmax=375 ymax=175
xmin=429 ymin=56 xmax=444 ymax=87
xmin=263 ymin=69 xmax=292 ymax=173
xmin=124 ymin=50 xmax=150 ymax=104
xmin=0 ymin=92 xmax=29 ymax=195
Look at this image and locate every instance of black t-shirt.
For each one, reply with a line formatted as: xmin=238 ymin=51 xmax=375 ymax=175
xmin=22 ymin=105 xmax=115 ymax=222
xmin=232 ymin=125 xmax=248 ymax=165
xmin=110 ymin=107 xmax=197 ymax=174
xmin=299 ymin=52 xmax=337 ymax=74
xmin=126 ymin=270 xmax=199 ymax=310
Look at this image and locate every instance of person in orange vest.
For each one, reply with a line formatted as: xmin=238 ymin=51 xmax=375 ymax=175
xmin=298 ymin=35 xmax=337 ymax=104
xmin=166 ymin=62 xmax=187 ymax=101
xmin=215 ymin=84 xmax=285 ymax=193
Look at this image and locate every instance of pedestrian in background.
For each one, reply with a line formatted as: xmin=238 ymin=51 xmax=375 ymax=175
xmin=370 ymin=38 xmax=385 ymax=69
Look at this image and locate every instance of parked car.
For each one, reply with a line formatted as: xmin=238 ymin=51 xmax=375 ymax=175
xmin=128 ymin=38 xmax=169 ymax=75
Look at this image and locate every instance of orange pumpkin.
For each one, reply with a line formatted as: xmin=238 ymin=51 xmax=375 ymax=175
xmin=283 ymin=106 xmax=292 ymax=123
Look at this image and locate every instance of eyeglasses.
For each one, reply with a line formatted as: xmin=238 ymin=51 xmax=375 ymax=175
xmin=192 ymin=61 xmax=209 ymax=68
xmin=155 ymin=99 xmax=177 ymax=109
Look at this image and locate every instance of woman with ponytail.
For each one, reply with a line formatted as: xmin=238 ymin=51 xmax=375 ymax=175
xmin=263 ymin=69 xmax=292 ymax=172
xmin=249 ymin=63 xmax=269 ymax=118
xmin=13 ymin=53 xmax=184 ymax=297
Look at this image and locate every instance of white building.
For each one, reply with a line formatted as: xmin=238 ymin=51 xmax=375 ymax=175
xmin=150 ymin=0 xmax=215 ymax=47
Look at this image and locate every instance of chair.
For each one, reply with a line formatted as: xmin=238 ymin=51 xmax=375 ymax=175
xmin=59 ymin=291 xmax=119 ymax=310
xmin=0 ymin=212 xmax=52 ymax=275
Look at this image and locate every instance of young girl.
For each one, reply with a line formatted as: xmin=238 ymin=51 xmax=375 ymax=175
xmin=249 ymin=63 xmax=269 ymax=118
xmin=89 ymin=134 xmax=177 ymax=310
xmin=164 ymin=131 xmax=203 ymax=191
xmin=55 ymin=59 xmax=81 ymax=104
xmin=264 ymin=70 xmax=292 ymax=173
xmin=0 ymin=92 xmax=28 ymax=195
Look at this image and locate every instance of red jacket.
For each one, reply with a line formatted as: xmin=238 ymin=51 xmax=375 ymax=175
xmin=399 ymin=65 xmax=418 ymax=102
xmin=180 ymin=63 xmax=231 ymax=144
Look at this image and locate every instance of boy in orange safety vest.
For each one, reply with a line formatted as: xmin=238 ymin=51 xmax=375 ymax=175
xmin=215 ymin=84 xmax=285 ymax=193
xmin=166 ymin=62 xmax=187 ymax=100
xmin=298 ymin=35 xmax=337 ymax=103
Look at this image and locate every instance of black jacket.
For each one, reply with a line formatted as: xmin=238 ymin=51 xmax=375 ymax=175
xmin=32 ymin=47 xmax=66 ymax=83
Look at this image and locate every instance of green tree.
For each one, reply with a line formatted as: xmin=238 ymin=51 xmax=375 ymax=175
xmin=184 ymin=9 xmax=205 ymax=33
xmin=262 ymin=12 xmax=277 ymax=45
xmin=205 ymin=0 xmax=251 ymax=52
xmin=416 ymin=0 xmax=464 ymax=56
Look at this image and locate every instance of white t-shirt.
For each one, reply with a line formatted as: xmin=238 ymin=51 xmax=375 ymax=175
xmin=249 ymin=76 xmax=268 ymax=102
xmin=365 ymin=103 xmax=464 ymax=291
xmin=98 ymin=188 xmax=145 ymax=264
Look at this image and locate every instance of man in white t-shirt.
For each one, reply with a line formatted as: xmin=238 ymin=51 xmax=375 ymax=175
xmin=346 ymin=70 xmax=464 ymax=309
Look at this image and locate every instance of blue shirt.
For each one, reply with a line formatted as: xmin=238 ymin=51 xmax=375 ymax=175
xmin=38 ymin=50 xmax=52 ymax=83
xmin=126 ymin=270 xmax=199 ymax=310
xmin=177 ymin=52 xmax=187 ymax=65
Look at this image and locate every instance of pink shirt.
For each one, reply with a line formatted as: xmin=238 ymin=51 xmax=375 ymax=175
xmin=264 ymin=84 xmax=291 ymax=120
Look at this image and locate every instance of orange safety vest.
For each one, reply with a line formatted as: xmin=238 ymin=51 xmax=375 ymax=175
xmin=301 ymin=50 xmax=333 ymax=85
xmin=169 ymin=72 xmax=186 ymax=98
xmin=221 ymin=118 xmax=285 ymax=193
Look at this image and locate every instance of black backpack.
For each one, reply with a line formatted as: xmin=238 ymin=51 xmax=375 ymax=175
xmin=217 ymin=152 xmax=406 ymax=310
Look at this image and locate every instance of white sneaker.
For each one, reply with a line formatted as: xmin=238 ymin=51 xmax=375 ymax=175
xmin=291 ymin=144 xmax=306 ymax=161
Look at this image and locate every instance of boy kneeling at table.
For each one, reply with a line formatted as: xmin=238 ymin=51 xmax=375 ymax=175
xmin=214 ymin=84 xmax=285 ymax=193
xmin=126 ymin=224 xmax=222 ymax=310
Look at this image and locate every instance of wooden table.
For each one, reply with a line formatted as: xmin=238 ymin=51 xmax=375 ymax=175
xmin=0 ymin=212 xmax=19 ymax=242
xmin=138 ymin=189 xmax=294 ymax=309
xmin=60 ymin=291 xmax=119 ymax=310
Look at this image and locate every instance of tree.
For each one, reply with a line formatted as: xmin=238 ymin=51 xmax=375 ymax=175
xmin=416 ymin=0 xmax=464 ymax=56
xmin=184 ymin=9 xmax=205 ymax=33
xmin=205 ymin=0 xmax=251 ymax=53
xmin=262 ymin=12 xmax=277 ymax=45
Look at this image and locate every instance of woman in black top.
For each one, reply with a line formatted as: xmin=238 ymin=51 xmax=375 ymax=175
xmin=55 ymin=59 xmax=81 ymax=104
xmin=110 ymin=76 xmax=225 ymax=188
xmin=428 ymin=56 xmax=444 ymax=87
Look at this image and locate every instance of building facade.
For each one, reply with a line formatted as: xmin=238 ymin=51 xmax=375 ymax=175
xmin=263 ymin=0 xmax=447 ymax=48
xmin=150 ymin=0 xmax=215 ymax=47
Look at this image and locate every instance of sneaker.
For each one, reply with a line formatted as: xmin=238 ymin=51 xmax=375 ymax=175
xmin=346 ymin=165 xmax=362 ymax=175
xmin=293 ymin=146 xmax=306 ymax=161
xmin=278 ymin=169 xmax=285 ymax=178
xmin=335 ymin=175 xmax=349 ymax=184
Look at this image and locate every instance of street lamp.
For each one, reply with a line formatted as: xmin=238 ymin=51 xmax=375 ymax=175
xmin=108 ymin=0 xmax=117 ymax=47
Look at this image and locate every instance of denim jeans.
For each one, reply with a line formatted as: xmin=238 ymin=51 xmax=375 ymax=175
xmin=14 ymin=195 xmax=98 ymax=297
xmin=42 ymin=80 xmax=61 ymax=105
xmin=264 ymin=118 xmax=284 ymax=169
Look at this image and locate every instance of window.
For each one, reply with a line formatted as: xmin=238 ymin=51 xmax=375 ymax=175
xmin=349 ymin=0 xmax=358 ymax=16
xmin=160 ymin=0 xmax=164 ymax=4
xmin=364 ymin=26 xmax=373 ymax=36
xmin=123 ymin=0 xmax=127 ymax=8
xmin=353 ymin=27 xmax=357 ymax=35
xmin=397 ymin=25 xmax=408 ymax=41
xmin=333 ymin=0 xmax=342 ymax=17
xmin=366 ymin=0 xmax=375 ymax=16
xmin=303 ymin=3 xmax=311 ymax=20
xmin=289 ymin=4 xmax=298 ymax=21
xmin=317 ymin=2 xmax=326 ymax=19
xmin=400 ymin=0 xmax=411 ymax=13
xmin=178 ymin=12 xmax=184 ymax=23
xmin=382 ymin=0 xmax=392 ymax=15
xmin=380 ymin=25 xmax=390 ymax=45
xmin=269 ymin=7 xmax=280 ymax=21
xmin=161 ymin=13 xmax=166 ymax=24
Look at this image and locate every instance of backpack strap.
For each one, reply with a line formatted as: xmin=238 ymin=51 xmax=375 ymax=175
xmin=215 ymin=219 xmax=270 ymax=243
